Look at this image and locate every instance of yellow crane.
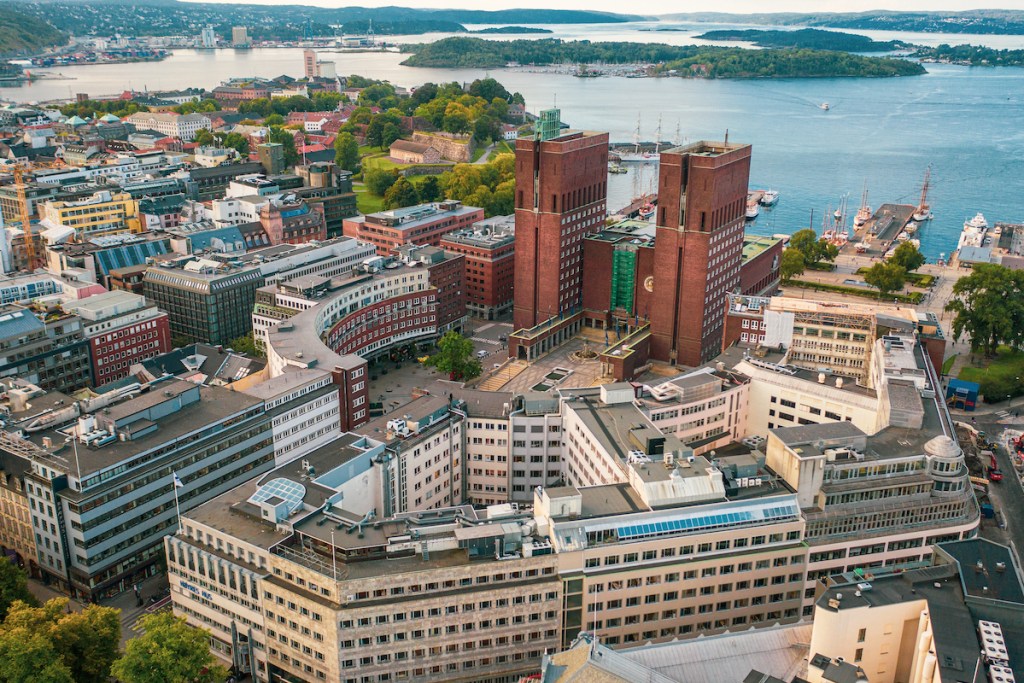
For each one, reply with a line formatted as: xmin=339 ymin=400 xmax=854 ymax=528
xmin=12 ymin=166 xmax=37 ymax=272
xmin=10 ymin=160 xmax=63 ymax=272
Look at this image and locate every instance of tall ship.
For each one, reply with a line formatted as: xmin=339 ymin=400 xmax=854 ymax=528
xmin=617 ymin=115 xmax=661 ymax=163
xmin=913 ymin=167 xmax=933 ymax=222
xmin=853 ymin=183 xmax=872 ymax=228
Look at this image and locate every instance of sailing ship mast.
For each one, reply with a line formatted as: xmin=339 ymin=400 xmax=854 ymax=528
xmin=914 ymin=166 xmax=932 ymax=221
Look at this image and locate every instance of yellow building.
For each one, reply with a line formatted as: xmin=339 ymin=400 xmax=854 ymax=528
xmin=0 ymin=448 xmax=39 ymax=578
xmin=40 ymin=190 xmax=142 ymax=239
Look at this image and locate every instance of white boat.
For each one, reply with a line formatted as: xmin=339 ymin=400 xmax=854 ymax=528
xmin=759 ymin=190 xmax=779 ymax=206
xmin=957 ymin=212 xmax=989 ymax=251
xmin=896 ymin=232 xmax=910 ymax=242
xmin=819 ymin=102 xmax=831 ymax=111
xmin=853 ymin=183 xmax=871 ymax=227
xmin=904 ymin=223 xmax=917 ymax=235
xmin=909 ymin=238 xmax=921 ymax=249
xmin=745 ymin=203 xmax=759 ymax=221
xmin=912 ymin=210 xmax=933 ymax=222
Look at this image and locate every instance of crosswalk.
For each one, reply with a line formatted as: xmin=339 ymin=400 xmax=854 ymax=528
xmin=996 ymin=410 xmax=1011 ymax=419
xmin=471 ymin=336 xmax=501 ymax=346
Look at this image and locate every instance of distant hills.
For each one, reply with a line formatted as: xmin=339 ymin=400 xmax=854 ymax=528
xmin=0 ymin=8 xmax=66 ymax=56
xmin=662 ymin=10 xmax=1024 ymax=35
xmin=7 ymin=1 xmax=638 ymax=42
xmin=694 ymin=29 xmax=909 ymax=52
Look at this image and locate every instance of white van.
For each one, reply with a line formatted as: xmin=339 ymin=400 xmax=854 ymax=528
xmin=476 ymin=350 xmax=488 ymax=359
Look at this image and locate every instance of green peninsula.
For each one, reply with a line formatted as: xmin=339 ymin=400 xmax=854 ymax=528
xmin=400 ymin=37 xmax=927 ymax=78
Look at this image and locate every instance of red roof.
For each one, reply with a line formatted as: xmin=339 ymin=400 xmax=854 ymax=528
xmin=297 ymin=143 xmax=327 ymax=154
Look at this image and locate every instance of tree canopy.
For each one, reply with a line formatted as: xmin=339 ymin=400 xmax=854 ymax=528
xmin=382 ymin=177 xmax=420 ymax=210
xmin=863 ymin=262 xmax=907 ymax=298
xmin=0 ymin=556 xmax=37 ymax=621
xmin=0 ymin=598 xmax=120 ymax=683
xmin=111 ymin=611 xmax=228 ymax=683
xmin=788 ymin=229 xmax=839 ymax=268
xmin=946 ymin=263 xmax=1024 ymax=355
xmin=423 ymin=331 xmax=481 ymax=380
xmin=888 ymin=241 xmax=926 ymax=272
xmin=334 ymin=132 xmax=360 ymax=172
xmin=364 ymin=168 xmax=399 ymax=196
xmin=779 ymin=247 xmax=806 ymax=282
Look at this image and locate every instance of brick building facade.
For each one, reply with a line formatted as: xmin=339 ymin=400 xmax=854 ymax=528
xmin=439 ymin=216 xmax=515 ymax=320
xmin=513 ymin=112 xmax=608 ymax=332
xmin=650 ymin=141 xmax=752 ymax=367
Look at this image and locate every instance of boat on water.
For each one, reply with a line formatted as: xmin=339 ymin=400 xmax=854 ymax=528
xmin=819 ymin=102 xmax=831 ymax=111
xmin=618 ymin=115 xmax=661 ymax=164
xmin=853 ymin=183 xmax=871 ymax=228
xmin=957 ymin=212 xmax=989 ymax=251
xmin=759 ymin=190 xmax=779 ymax=207
xmin=745 ymin=202 xmax=759 ymax=221
xmin=608 ymin=163 xmax=627 ymax=174
xmin=896 ymin=232 xmax=910 ymax=242
xmin=905 ymin=223 xmax=918 ymax=235
xmin=638 ymin=201 xmax=655 ymax=220
xmin=913 ymin=167 xmax=933 ymax=222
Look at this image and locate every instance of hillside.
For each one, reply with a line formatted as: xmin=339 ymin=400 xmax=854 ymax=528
xmin=695 ymin=28 xmax=908 ymax=52
xmin=8 ymin=1 xmax=635 ymax=41
xmin=400 ymin=37 xmax=926 ymax=78
xmin=662 ymin=10 xmax=1024 ymax=35
xmin=0 ymin=8 xmax=66 ymax=55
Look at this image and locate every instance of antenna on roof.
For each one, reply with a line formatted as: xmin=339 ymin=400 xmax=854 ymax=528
xmin=724 ymin=129 xmax=729 ymax=146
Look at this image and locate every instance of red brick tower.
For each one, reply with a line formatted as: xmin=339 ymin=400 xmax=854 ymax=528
xmin=649 ymin=141 xmax=752 ymax=367
xmin=513 ymin=109 xmax=609 ymax=331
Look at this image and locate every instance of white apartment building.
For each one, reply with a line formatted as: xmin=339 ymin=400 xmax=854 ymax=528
xmin=236 ymin=368 xmax=342 ymax=466
xmin=125 ymin=112 xmax=212 ymax=141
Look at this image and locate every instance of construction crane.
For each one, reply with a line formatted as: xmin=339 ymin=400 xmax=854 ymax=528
xmin=10 ymin=160 xmax=63 ymax=272
xmin=12 ymin=166 xmax=37 ymax=272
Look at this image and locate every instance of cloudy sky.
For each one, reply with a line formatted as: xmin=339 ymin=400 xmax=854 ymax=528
xmin=198 ymin=0 xmax=1024 ymax=10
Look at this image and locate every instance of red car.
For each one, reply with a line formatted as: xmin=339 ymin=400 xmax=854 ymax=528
xmin=988 ymin=467 xmax=1004 ymax=482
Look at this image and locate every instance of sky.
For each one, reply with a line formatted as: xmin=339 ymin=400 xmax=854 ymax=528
xmin=196 ymin=0 xmax=1024 ymax=11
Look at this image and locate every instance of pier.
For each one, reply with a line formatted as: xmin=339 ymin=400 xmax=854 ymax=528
xmin=842 ymin=203 xmax=915 ymax=259
xmin=612 ymin=194 xmax=658 ymax=219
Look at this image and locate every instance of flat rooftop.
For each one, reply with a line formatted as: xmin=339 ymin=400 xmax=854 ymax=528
xmin=22 ymin=381 xmax=262 ymax=478
xmin=742 ymin=235 xmax=782 ymax=262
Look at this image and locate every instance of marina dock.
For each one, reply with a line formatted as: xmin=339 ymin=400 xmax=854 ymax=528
xmin=842 ymin=203 xmax=916 ymax=259
xmin=612 ymin=194 xmax=658 ymax=219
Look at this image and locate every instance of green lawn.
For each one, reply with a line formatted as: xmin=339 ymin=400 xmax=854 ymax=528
xmin=494 ymin=140 xmax=514 ymax=154
xmin=958 ymin=346 xmax=1024 ymax=402
xmin=353 ymin=184 xmax=384 ymax=214
xmin=362 ymin=154 xmax=414 ymax=172
xmin=941 ymin=354 xmax=957 ymax=376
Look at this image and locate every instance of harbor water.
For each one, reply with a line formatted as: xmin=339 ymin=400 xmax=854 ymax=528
xmin=3 ymin=22 xmax=1023 ymax=262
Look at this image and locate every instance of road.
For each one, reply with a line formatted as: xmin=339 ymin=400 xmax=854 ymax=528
xmin=967 ymin=411 xmax=1024 ymax=566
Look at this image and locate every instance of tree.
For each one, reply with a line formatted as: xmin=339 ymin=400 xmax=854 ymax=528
xmin=381 ymin=122 xmax=402 ymax=149
xmin=889 ymin=241 xmax=926 ymax=273
xmin=473 ymin=115 xmax=499 ymax=144
xmin=863 ymin=262 xmax=907 ymax=299
xmin=423 ymin=331 xmax=481 ymax=381
xmin=366 ymin=117 xmax=386 ymax=149
xmin=264 ymin=113 xmax=285 ymax=126
xmin=468 ymin=77 xmax=510 ymax=102
xmin=267 ymin=126 xmax=299 ymax=167
xmin=111 ymin=611 xmax=228 ymax=683
xmin=383 ymin=177 xmax=420 ymax=210
xmin=364 ymin=168 xmax=398 ymax=196
xmin=228 ymin=332 xmax=262 ymax=357
xmin=0 ymin=599 xmax=120 ymax=683
xmin=945 ymin=263 xmax=1024 ymax=356
xmin=0 ymin=556 xmax=37 ymax=621
xmin=418 ymin=175 xmax=441 ymax=203
xmin=442 ymin=110 xmax=471 ymax=135
xmin=334 ymin=132 xmax=360 ymax=172
xmin=788 ymin=228 xmax=838 ymax=267
xmin=779 ymin=247 xmax=806 ymax=282
xmin=222 ymin=132 xmax=249 ymax=155
xmin=193 ymin=128 xmax=215 ymax=147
